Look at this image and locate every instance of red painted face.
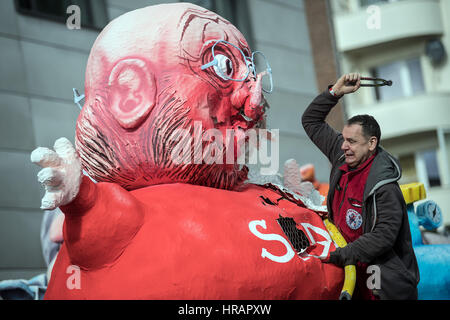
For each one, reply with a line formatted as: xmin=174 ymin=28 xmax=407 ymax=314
xmin=177 ymin=13 xmax=264 ymax=127
xmin=76 ymin=4 xmax=266 ymax=190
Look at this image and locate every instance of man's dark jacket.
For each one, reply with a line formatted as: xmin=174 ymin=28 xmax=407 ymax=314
xmin=302 ymin=90 xmax=420 ymax=300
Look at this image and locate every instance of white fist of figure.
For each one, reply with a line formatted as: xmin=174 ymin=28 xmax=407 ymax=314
xmin=31 ymin=137 xmax=83 ymax=210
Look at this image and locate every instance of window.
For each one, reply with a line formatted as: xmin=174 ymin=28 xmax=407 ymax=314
xmin=421 ymin=150 xmax=441 ymax=187
xmin=15 ymin=0 xmax=109 ymax=30
xmin=415 ymin=150 xmax=442 ymax=189
xmin=399 ymin=150 xmax=442 ymax=189
xmin=371 ymin=57 xmax=425 ymax=102
xmin=398 ymin=154 xmax=418 ymax=185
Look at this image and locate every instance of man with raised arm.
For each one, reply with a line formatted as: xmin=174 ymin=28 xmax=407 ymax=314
xmin=302 ymin=73 xmax=419 ymax=300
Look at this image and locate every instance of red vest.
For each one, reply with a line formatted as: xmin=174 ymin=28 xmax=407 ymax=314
xmin=332 ymin=152 xmax=377 ymax=299
xmin=332 ymin=153 xmax=375 ymax=243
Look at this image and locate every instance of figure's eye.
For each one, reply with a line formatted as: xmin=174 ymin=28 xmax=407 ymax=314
xmin=213 ymin=54 xmax=234 ymax=80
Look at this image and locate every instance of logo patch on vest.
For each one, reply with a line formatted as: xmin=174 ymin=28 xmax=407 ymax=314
xmin=346 ymin=209 xmax=362 ymax=230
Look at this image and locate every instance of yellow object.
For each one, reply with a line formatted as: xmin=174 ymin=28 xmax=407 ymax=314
xmin=400 ymin=182 xmax=426 ymax=205
xmin=323 ymin=218 xmax=356 ymax=300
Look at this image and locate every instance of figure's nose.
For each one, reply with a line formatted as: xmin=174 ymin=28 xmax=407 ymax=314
xmin=246 ymin=70 xmax=257 ymax=82
xmin=244 ymin=72 xmax=264 ymax=120
xmin=230 ymin=72 xmax=264 ymax=121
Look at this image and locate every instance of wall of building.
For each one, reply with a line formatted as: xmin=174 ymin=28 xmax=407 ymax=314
xmin=0 ymin=0 xmax=329 ymax=281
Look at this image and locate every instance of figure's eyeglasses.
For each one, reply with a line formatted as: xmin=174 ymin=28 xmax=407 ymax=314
xmin=201 ymin=40 xmax=273 ymax=93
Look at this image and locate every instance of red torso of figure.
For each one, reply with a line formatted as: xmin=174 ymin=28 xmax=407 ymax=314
xmin=45 ymin=177 xmax=343 ymax=299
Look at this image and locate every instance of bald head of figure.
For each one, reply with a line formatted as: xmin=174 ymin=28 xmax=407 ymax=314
xmin=76 ymin=3 xmax=266 ymax=190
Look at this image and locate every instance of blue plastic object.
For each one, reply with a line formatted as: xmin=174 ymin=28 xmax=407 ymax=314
xmin=408 ymin=204 xmax=424 ymax=247
xmin=407 ymin=201 xmax=450 ymax=300
xmin=414 ymin=245 xmax=450 ymax=300
xmin=416 ymin=201 xmax=442 ymax=230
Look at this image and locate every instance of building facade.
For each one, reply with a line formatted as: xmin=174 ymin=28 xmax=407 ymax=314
xmin=329 ymin=0 xmax=450 ymax=227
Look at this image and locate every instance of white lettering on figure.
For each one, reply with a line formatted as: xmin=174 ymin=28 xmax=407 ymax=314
xmin=248 ymin=219 xmax=295 ymax=263
xmin=301 ymin=223 xmax=332 ymax=260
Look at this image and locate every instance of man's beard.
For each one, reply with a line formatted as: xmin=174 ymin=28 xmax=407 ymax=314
xmin=76 ymin=88 xmax=248 ymax=191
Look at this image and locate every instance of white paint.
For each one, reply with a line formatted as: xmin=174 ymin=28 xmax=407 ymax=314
xmin=248 ymin=219 xmax=295 ymax=263
xmin=300 ymin=223 xmax=332 ymax=260
xmin=31 ymin=137 xmax=82 ymax=210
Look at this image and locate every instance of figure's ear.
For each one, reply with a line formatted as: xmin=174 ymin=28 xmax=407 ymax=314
xmin=108 ymin=58 xmax=156 ymax=129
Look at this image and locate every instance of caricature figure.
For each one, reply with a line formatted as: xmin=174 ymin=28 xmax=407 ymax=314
xmin=31 ymin=3 xmax=343 ymax=299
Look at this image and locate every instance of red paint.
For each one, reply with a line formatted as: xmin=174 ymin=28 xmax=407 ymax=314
xmin=47 ymin=178 xmax=343 ymax=299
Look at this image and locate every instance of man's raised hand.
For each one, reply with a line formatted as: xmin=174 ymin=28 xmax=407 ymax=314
xmin=331 ymin=73 xmax=361 ymax=97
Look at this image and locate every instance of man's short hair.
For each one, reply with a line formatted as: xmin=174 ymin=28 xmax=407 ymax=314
xmin=347 ymin=114 xmax=381 ymax=147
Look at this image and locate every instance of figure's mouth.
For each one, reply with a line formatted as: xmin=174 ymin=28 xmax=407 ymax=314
xmin=207 ymin=90 xmax=267 ymax=169
xmin=229 ymin=107 xmax=254 ymax=162
xmin=239 ymin=109 xmax=253 ymax=122
xmin=230 ymin=107 xmax=254 ymax=130
xmin=211 ymin=103 xmax=264 ymax=167
xmin=231 ymin=95 xmax=265 ymax=131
